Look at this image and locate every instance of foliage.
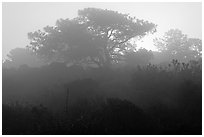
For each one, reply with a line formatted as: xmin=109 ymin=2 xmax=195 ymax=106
xmin=2 ymin=59 xmax=202 ymax=135
xmin=131 ymin=59 xmax=202 ymax=134
xmin=3 ymin=98 xmax=159 ymax=135
xmin=27 ymin=8 xmax=156 ymax=67
xmin=123 ymin=48 xmax=154 ymax=66
xmin=3 ymin=103 xmax=56 ymax=135
xmin=154 ymin=29 xmax=202 ymax=62
xmin=3 ymin=48 xmax=44 ymax=68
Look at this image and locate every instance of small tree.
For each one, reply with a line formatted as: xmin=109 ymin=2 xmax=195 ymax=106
xmin=154 ymin=29 xmax=202 ymax=62
xmin=124 ymin=48 xmax=154 ymax=67
xmin=3 ymin=48 xmax=44 ymax=68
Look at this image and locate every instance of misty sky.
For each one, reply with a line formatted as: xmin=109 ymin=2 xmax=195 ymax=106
xmin=2 ymin=2 xmax=202 ymax=59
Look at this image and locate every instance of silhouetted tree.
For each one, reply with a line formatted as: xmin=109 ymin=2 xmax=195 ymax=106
xmin=124 ymin=48 xmax=154 ymax=66
xmin=27 ymin=8 xmax=156 ymax=68
xmin=153 ymin=29 xmax=202 ymax=62
xmin=3 ymin=48 xmax=44 ymax=68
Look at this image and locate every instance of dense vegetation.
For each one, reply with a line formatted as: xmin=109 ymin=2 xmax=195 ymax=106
xmin=3 ymin=59 xmax=202 ymax=135
xmin=2 ymin=8 xmax=202 ymax=135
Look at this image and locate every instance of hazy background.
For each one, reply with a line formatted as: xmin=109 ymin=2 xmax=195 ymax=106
xmin=2 ymin=2 xmax=202 ymax=135
xmin=2 ymin=2 xmax=202 ymax=59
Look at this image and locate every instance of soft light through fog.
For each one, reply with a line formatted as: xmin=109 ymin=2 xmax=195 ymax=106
xmin=2 ymin=2 xmax=202 ymax=58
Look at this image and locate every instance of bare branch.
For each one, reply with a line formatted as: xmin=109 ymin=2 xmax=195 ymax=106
xmin=90 ymin=57 xmax=102 ymax=67
xmin=117 ymin=37 xmax=132 ymax=45
xmin=106 ymin=27 xmax=112 ymax=35
xmin=107 ymin=29 xmax=114 ymax=39
xmin=109 ymin=37 xmax=131 ymax=52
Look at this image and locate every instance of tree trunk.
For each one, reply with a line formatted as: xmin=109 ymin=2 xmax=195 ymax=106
xmin=104 ymin=48 xmax=111 ymax=68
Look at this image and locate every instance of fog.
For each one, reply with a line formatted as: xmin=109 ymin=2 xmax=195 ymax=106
xmin=2 ymin=3 xmax=202 ymax=135
xmin=2 ymin=2 xmax=202 ymax=58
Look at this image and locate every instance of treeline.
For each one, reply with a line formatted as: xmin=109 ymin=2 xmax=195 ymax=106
xmin=2 ymin=59 xmax=202 ymax=134
xmin=2 ymin=8 xmax=202 ymax=135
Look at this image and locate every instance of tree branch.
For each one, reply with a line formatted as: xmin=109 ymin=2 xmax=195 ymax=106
xmin=106 ymin=27 xmax=112 ymax=35
xmin=90 ymin=57 xmax=102 ymax=67
xmin=109 ymin=39 xmax=128 ymax=52
xmin=109 ymin=36 xmax=134 ymax=52
xmin=117 ymin=37 xmax=132 ymax=45
xmin=107 ymin=29 xmax=114 ymax=39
